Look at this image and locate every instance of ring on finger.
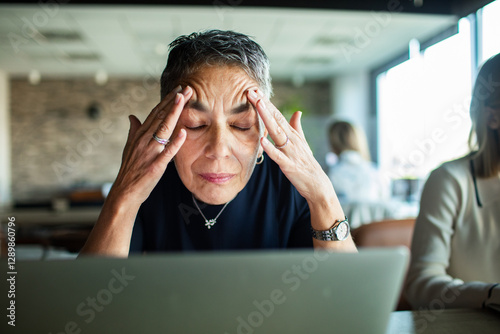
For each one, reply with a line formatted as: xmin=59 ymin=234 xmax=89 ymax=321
xmin=153 ymin=132 xmax=169 ymax=146
xmin=274 ymin=136 xmax=289 ymax=149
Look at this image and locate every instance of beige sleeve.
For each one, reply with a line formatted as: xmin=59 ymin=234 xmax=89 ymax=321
xmin=404 ymin=165 xmax=496 ymax=309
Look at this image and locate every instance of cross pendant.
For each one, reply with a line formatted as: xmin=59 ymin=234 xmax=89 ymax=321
xmin=205 ymin=219 xmax=216 ymax=229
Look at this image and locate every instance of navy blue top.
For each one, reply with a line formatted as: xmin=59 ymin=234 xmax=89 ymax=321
xmin=130 ymin=154 xmax=313 ymax=252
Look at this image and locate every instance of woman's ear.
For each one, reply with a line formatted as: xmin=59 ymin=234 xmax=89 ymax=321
xmin=486 ymin=107 xmax=500 ymax=130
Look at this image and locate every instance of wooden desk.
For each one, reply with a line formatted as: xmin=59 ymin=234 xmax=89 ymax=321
xmin=386 ymin=308 xmax=500 ymax=334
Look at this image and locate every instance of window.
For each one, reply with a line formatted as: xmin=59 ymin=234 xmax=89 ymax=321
xmin=480 ymin=0 xmax=500 ymax=63
xmin=377 ymin=18 xmax=473 ymax=180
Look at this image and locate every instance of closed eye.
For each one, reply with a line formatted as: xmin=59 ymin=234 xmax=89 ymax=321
xmin=231 ymin=125 xmax=252 ymax=131
xmin=186 ymin=125 xmax=207 ymax=131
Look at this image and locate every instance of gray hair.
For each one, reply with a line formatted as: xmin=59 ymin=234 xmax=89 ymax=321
xmin=160 ymin=30 xmax=272 ymax=100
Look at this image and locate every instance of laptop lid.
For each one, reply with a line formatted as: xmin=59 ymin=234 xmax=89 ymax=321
xmin=3 ymin=248 xmax=408 ymax=334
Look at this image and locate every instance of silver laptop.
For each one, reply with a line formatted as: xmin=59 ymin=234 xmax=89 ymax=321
xmin=2 ymin=248 xmax=408 ymax=334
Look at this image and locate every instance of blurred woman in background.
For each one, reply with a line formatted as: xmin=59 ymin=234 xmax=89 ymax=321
xmin=327 ymin=121 xmax=390 ymax=214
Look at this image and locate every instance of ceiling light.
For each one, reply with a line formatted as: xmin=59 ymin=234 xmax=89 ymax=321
xmin=95 ymin=70 xmax=108 ymax=85
xmin=61 ymin=52 xmax=100 ymax=62
xmin=314 ymin=35 xmax=352 ymax=46
xmin=38 ymin=30 xmax=83 ymax=43
xmin=296 ymin=56 xmax=333 ymax=65
xmin=28 ymin=70 xmax=41 ymax=85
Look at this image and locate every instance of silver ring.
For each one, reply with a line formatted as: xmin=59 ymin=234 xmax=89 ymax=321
xmin=274 ymin=136 xmax=289 ymax=149
xmin=153 ymin=133 xmax=169 ymax=145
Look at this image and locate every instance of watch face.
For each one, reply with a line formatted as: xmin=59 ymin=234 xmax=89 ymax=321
xmin=336 ymin=222 xmax=349 ymax=241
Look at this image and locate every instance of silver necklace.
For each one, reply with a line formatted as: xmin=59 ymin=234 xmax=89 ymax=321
xmin=191 ymin=194 xmax=231 ymax=229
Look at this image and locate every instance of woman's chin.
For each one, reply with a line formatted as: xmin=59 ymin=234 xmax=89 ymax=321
xmin=193 ymin=190 xmax=237 ymax=205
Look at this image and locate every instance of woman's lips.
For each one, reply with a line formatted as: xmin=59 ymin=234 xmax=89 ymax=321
xmin=200 ymin=173 xmax=235 ymax=184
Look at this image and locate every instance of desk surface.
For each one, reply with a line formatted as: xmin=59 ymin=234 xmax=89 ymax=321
xmin=387 ymin=308 xmax=500 ymax=334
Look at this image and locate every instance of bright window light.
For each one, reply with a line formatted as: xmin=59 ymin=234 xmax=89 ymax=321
xmin=480 ymin=0 xmax=500 ymax=63
xmin=377 ymin=18 xmax=472 ymax=180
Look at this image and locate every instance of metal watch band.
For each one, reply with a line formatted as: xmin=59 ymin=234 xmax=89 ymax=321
xmin=311 ymin=216 xmax=350 ymax=241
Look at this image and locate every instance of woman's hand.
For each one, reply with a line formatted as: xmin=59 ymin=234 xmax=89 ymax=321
xmin=247 ymin=89 xmax=334 ymax=204
xmin=247 ymin=89 xmax=357 ymax=252
xmin=109 ymin=85 xmax=193 ymax=205
xmin=80 ymin=85 xmax=193 ymax=256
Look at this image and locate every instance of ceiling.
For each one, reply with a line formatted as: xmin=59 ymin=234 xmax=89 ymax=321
xmin=0 ymin=4 xmax=459 ymax=81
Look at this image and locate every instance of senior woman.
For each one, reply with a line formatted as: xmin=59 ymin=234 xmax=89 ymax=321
xmin=80 ymin=30 xmax=356 ymax=256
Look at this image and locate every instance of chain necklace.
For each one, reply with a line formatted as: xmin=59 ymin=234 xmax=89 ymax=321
xmin=191 ymin=194 xmax=231 ymax=229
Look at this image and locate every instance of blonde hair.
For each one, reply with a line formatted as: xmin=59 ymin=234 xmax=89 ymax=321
xmin=469 ymin=53 xmax=500 ymax=178
xmin=328 ymin=121 xmax=371 ymax=161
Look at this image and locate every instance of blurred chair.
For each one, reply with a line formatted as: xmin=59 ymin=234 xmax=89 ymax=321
xmin=342 ymin=201 xmax=397 ymax=229
xmin=351 ymin=218 xmax=416 ymax=310
xmin=352 ymin=218 xmax=415 ymax=249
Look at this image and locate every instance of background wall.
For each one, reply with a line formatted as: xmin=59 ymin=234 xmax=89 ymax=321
xmin=9 ymin=78 xmax=331 ymax=203
xmin=330 ymin=72 xmax=377 ymax=161
xmin=271 ymin=80 xmax=332 ymax=170
xmin=331 ymin=72 xmax=370 ymax=131
xmin=10 ymin=78 xmax=159 ymax=202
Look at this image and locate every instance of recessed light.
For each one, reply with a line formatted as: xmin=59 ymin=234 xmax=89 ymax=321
xmin=314 ymin=35 xmax=352 ymax=46
xmin=296 ymin=56 xmax=333 ymax=65
xmin=38 ymin=30 xmax=83 ymax=43
xmin=28 ymin=69 xmax=41 ymax=85
xmin=95 ymin=70 xmax=108 ymax=85
xmin=63 ymin=52 xmax=100 ymax=61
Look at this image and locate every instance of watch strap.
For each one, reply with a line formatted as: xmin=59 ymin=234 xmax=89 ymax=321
xmin=311 ymin=216 xmax=350 ymax=241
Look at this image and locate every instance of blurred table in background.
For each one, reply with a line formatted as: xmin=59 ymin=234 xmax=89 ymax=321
xmin=1 ymin=207 xmax=100 ymax=227
xmin=0 ymin=206 xmax=100 ymax=258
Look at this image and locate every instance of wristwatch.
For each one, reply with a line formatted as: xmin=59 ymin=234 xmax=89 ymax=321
xmin=311 ymin=217 xmax=350 ymax=241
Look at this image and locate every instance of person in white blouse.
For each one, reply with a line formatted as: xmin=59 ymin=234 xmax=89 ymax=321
xmin=405 ymin=53 xmax=500 ymax=311
xmin=327 ymin=121 xmax=390 ymax=203
xmin=327 ymin=121 xmax=392 ymax=228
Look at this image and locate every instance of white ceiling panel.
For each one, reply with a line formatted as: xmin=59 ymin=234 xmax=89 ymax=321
xmin=0 ymin=4 xmax=458 ymax=80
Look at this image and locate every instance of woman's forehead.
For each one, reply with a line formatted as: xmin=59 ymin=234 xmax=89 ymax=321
xmin=183 ymin=66 xmax=258 ymax=98
xmin=185 ymin=98 xmax=254 ymax=116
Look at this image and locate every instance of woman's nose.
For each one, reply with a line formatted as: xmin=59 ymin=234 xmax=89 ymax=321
xmin=205 ymin=125 xmax=231 ymax=159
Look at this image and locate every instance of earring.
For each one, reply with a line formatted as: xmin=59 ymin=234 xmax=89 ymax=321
xmin=256 ymin=155 xmax=264 ymax=165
